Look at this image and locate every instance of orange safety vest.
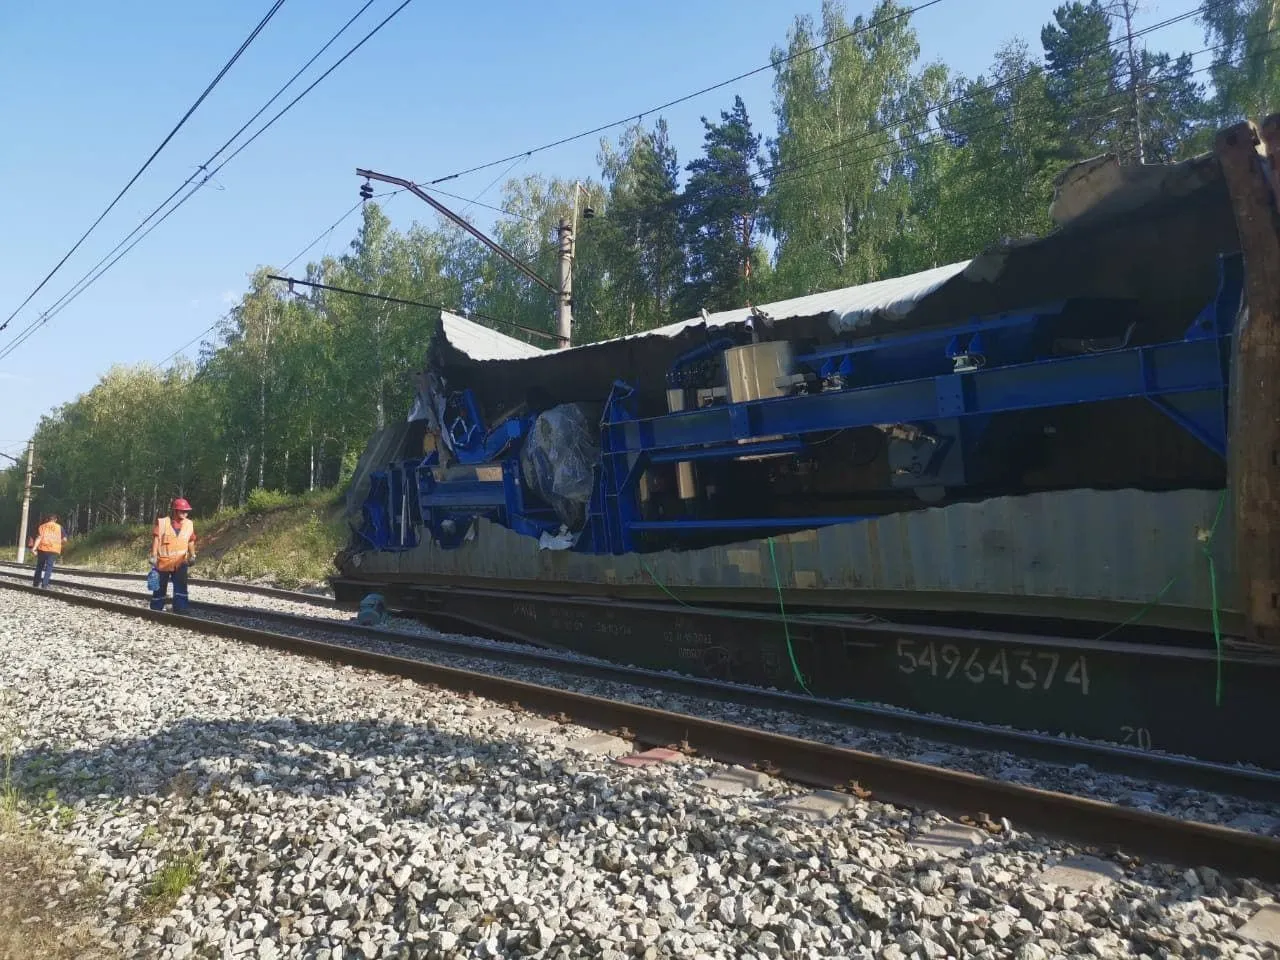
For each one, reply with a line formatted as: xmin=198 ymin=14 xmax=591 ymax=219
xmin=154 ymin=516 xmax=195 ymax=572
xmin=34 ymin=521 xmax=63 ymax=555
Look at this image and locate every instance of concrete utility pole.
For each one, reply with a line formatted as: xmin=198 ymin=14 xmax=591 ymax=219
xmin=556 ymin=218 xmax=574 ymax=350
xmin=16 ymin=440 xmax=34 ymax=563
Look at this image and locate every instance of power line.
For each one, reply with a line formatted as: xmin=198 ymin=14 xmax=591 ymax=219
xmin=0 ymin=0 xmax=289 ymax=335
xmin=0 ymin=0 xmax=418 ymax=364
xmin=30 ymin=0 xmax=383 ymax=332
xmin=754 ymin=0 xmax=1217 ymax=186
xmin=160 ymin=186 xmax=408 ymax=369
xmin=455 ymin=156 xmax=529 ymax=220
xmin=673 ymin=11 xmax=1252 ymax=213
xmin=421 ymin=0 xmax=949 ymax=187
xmin=281 ymin=189 xmax=402 ymax=273
xmin=156 ymin=324 xmax=221 ymax=369
xmin=190 ymin=26 xmax=1250 ymax=372
xmin=426 ymin=188 xmax=538 ymax=223
xmin=267 ymin=273 xmax=561 ymax=342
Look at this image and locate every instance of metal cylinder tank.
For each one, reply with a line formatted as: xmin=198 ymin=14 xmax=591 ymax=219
xmin=723 ymin=341 xmax=795 ymax=403
xmin=665 ymin=387 xmax=698 ymax=501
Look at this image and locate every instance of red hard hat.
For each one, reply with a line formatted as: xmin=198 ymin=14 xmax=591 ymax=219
xmin=172 ymin=497 xmax=193 ymax=512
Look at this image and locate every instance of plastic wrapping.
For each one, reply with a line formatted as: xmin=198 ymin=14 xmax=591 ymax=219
xmin=520 ymin=403 xmax=600 ymax=530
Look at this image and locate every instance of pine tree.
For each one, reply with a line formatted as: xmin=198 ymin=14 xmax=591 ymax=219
xmin=679 ymin=96 xmax=764 ymax=315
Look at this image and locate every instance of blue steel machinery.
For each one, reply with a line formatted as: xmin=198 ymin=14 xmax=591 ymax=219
xmin=354 ymin=254 xmax=1240 ymax=562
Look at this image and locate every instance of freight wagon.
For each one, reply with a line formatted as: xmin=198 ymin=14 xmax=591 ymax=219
xmin=333 ymin=127 xmax=1280 ymax=767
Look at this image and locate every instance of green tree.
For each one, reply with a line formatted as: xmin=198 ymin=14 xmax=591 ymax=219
xmin=680 ymin=95 xmax=765 ymax=314
xmin=594 ymin=121 xmax=686 ymax=334
xmin=1201 ymin=0 xmax=1280 ymax=121
xmin=767 ymin=0 xmax=933 ymax=293
xmin=1041 ymin=1 xmax=1124 ymax=160
xmin=928 ymin=42 xmax=1059 ymax=260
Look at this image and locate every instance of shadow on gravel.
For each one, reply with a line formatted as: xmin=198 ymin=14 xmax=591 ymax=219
xmin=6 ymin=714 xmax=762 ymax=859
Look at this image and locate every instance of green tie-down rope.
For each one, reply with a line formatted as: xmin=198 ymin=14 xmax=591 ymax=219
xmin=767 ymin=536 xmax=812 ymax=695
xmin=1090 ymin=489 xmax=1227 ymax=706
xmin=1202 ymin=490 xmax=1227 ymax=707
xmin=638 ymin=544 xmax=813 ymax=694
xmin=642 ymin=492 xmax=1228 ymax=704
xmin=638 ymin=555 xmax=694 ymax=608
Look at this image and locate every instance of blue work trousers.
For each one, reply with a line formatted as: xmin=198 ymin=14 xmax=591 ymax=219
xmin=150 ymin=564 xmax=190 ymax=612
xmin=32 ymin=551 xmax=55 ymax=588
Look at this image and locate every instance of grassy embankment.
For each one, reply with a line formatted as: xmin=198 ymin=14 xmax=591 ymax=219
xmin=54 ymin=487 xmax=349 ymax=589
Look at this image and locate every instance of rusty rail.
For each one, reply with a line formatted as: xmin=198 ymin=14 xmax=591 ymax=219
xmin=9 ymin=567 xmax=1280 ymax=802
xmin=4 ymin=578 xmax=1280 ymax=882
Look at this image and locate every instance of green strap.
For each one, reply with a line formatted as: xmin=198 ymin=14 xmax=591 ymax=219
xmin=767 ymin=536 xmax=812 ymax=695
xmin=1201 ymin=491 xmax=1227 ymax=707
xmin=1090 ymin=490 xmax=1227 ymax=706
xmin=639 ymin=556 xmax=693 ymax=608
xmin=640 ymin=545 xmax=812 ymax=695
xmin=644 ymin=492 xmax=1228 ymax=704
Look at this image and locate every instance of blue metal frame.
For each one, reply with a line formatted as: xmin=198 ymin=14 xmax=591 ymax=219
xmin=356 ymin=254 xmax=1242 ymax=556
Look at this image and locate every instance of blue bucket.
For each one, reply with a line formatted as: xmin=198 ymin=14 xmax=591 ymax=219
xmin=357 ymin=593 xmax=387 ymax=626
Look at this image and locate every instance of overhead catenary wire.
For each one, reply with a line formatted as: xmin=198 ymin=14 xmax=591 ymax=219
xmin=428 ymin=187 xmax=539 ymax=224
xmin=426 ymin=0 xmax=1223 ymax=228
xmin=266 ymin=273 xmax=562 ymax=342
xmin=31 ymin=0 xmax=384 ymax=332
xmin=776 ymin=29 xmax=1250 ymax=188
xmin=0 ymin=0 xmax=289 ymax=336
xmin=664 ymin=22 xmax=1264 ymax=217
xmin=420 ymin=0 xmax=949 ymax=187
xmin=0 ymin=0 xmax=418 ymax=364
xmin=281 ymin=189 xmax=402 ymax=273
xmin=23 ymin=0 xmax=1238 ymax=370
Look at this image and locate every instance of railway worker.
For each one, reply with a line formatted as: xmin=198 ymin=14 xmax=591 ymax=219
xmin=150 ymin=497 xmax=197 ymax=613
xmin=29 ymin=513 xmax=66 ymax=589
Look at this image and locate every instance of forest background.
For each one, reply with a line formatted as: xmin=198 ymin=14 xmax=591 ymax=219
xmin=3 ymin=0 xmax=1275 ymax=539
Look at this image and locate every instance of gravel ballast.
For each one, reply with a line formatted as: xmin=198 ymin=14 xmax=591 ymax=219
xmin=17 ymin=572 xmax=1280 ymax=839
xmin=2 ymin=590 xmax=1279 ymax=959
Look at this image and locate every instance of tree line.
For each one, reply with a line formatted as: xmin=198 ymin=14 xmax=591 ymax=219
xmin=3 ymin=0 xmax=1276 ymax=540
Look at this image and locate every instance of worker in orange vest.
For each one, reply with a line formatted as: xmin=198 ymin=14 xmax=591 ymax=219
xmin=29 ymin=513 xmax=66 ymax=589
xmin=150 ymin=497 xmax=197 ymax=612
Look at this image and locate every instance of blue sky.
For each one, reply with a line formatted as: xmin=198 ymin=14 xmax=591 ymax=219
xmin=0 ymin=0 xmax=1205 ymax=456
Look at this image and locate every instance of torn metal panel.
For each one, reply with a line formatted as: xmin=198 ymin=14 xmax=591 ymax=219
xmin=1049 ymin=151 xmax=1224 ymax=229
xmin=435 ymin=266 xmax=970 ymax=364
xmin=344 ymin=423 xmax=410 ymax=527
xmin=440 ymin=310 xmax=544 ymax=361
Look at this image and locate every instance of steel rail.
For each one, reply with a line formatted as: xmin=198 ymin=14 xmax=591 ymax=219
xmin=4 ymin=567 xmax=1280 ymax=802
xmin=0 ymin=559 xmax=335 ymax=607
xmin=5 ymin=577 xmax=1280 ymax=881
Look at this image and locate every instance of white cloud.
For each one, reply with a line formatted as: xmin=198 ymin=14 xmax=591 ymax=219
xmin=0 ymin=372 xmax=29 ymax=382
xmin=220 ymin=290 xmax=238 ymax=305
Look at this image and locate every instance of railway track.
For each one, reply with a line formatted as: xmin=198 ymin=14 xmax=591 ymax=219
xmin=0 ymin=558 xmax=335 ymax=607
xmin=3 ymin=564 xmax=1279 ymax=805
xmin=3 ymin=575 xmax=1279 ymax=883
